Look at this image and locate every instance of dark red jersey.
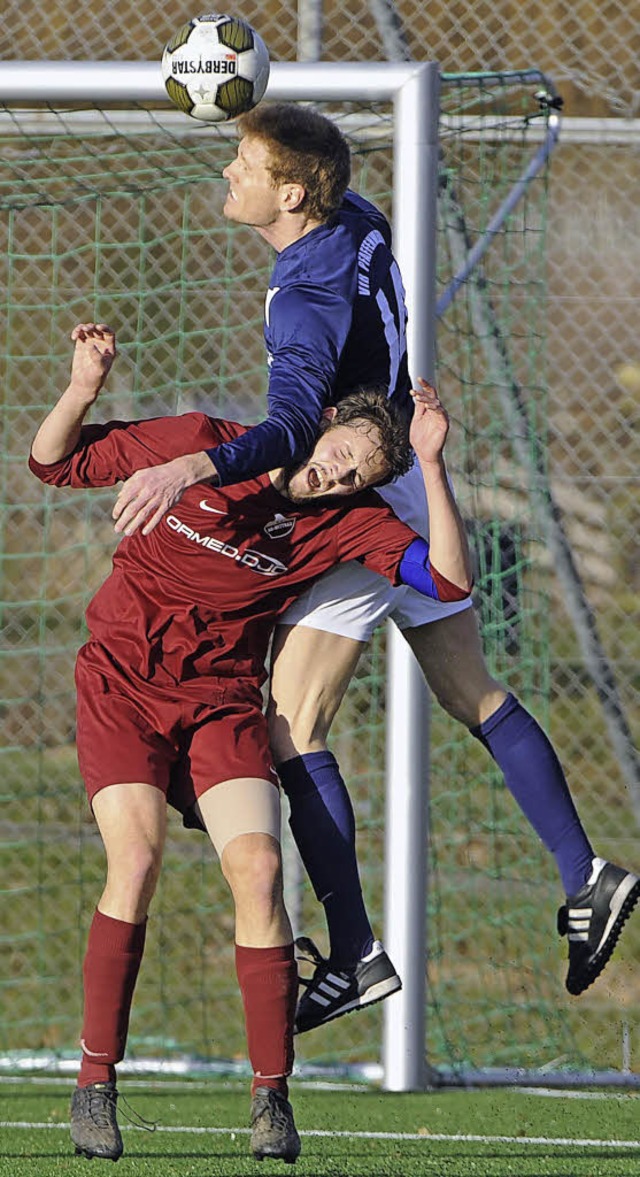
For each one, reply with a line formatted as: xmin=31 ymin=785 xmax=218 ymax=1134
xmin=29 ymin=412 xmax=417 ymax=699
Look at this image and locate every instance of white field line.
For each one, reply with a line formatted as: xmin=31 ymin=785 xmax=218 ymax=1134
xmin=2 ymin=1122 xmax=640 ymax=1149
xmin=517 ymin=1086 xmax=640 ymax=1101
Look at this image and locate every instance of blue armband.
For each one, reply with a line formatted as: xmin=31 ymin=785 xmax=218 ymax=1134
xmin=399 ymin=536 xmax=470 ymax=602
xmin=398 ymin=537 xmax=439 ymax=599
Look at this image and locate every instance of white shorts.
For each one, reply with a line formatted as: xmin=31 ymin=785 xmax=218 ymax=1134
xmin=279 ymin=461 xmax=472 ymax=642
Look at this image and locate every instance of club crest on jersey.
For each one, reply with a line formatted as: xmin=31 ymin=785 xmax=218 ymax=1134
xmin=264 ymin=512 xmax=295 ymax=539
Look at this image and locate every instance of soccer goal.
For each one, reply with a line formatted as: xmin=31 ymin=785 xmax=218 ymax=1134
xmin=2 ymin=61 xmax=630 ymax=1091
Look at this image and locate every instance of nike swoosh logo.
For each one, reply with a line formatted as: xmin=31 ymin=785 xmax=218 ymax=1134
xmin=199 ymin=500 xmax=226 ymax=514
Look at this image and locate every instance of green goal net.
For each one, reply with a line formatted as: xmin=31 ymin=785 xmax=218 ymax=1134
xmin=0 ymin=72 xmax=630 ymax=1081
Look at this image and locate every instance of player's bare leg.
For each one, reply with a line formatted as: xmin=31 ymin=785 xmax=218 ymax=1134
xmin=402 ymin=606 xmax=506 ymax=726
xmin=71 ymin=783 xmax=166 ymax=1162
xmin=268 ymin=623 xmax=363 ymax=758
xmin=217 ymin=831 xmax=292 ymax=948
xmin=198 ymin=789 xmax=300 ymax=1164
xmin=92 ymin=782 xmax=167 ymax=923
xmin=268 ymin=624 xmax=401 ymax=1031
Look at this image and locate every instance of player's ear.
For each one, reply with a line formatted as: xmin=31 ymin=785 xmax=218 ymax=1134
xmin=321 ymin=406 xmax=338 ymax=422
xmin=281 ymin=182 xmax=306 ymax=213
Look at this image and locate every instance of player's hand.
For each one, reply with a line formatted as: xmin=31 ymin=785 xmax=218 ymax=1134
xmin=409 ymin=377 xmax=449 ymax=465
xmin=112 ymin=451 xmax=218 ymax=536
xmin=69 ymin=323 xmax=116 ymax=402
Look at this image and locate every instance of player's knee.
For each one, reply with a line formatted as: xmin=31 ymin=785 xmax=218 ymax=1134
xmin=267 ymin=691 xmax=334 ymax=758
xmin=222 ymin=834 xmax=283 ymax=915
xmin=434 ymin=680 xmax=507 ymax=728
xmin=105 ymin=840 xmax=162 ymax=905
xmin=432 ymin=683 xmax=476 ymax=726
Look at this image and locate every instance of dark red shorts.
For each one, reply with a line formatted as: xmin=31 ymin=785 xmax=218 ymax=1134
xmin=75 ymin=645 xmax=277 ymax=815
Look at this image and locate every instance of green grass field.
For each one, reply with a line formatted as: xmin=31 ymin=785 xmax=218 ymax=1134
xmin=3 ymin=1079 xmax=640 ymax=1176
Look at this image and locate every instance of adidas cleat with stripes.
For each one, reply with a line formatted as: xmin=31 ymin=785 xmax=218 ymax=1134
xmin=294 ymin=937 xmax=402 ymax=1034
xmin=558 ymin=857 xmax=640 ymax=996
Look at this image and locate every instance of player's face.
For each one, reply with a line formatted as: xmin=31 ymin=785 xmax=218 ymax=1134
xmin=222 ymin=136 xmax=283 ymax=227
xmin=283 ymin=421 xmax=391 ymax=502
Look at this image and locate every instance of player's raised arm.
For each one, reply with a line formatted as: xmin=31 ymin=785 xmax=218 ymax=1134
xmin=31 ymin=323 xmax=116 ymax=465
xmin=401 ymin=378 xmax=473 ymax=597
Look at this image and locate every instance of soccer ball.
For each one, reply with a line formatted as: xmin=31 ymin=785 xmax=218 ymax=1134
xmin=161 ymin=14 xmax=270 ymax=123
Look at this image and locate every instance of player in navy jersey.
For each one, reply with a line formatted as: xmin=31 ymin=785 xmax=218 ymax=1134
xmin=110 ymin=103 xmax=639 ymax=1023
xmin=30 ymin=322 xmax=471 ymax=1162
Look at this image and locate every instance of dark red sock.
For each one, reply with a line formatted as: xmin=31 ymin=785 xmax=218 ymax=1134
xmin=235 ymin=943 xmax=297 ymax=1099
xmin=77 ymin=909 xmax=147 ymax=1088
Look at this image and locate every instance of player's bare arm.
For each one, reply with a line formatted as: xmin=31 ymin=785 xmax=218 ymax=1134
xmin=410 ymin=377 xmax=473 ymax=594
xmin=31 ymin=322 xmax=116 ymax=465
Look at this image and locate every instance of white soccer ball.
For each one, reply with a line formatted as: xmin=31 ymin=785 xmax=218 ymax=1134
xmin=161 ymin=14 xmax=270 ymax=123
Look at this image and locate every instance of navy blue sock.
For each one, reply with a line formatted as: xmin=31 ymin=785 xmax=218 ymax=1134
xmin=277 ymin=750 xmax=375 ymax=967
xmin=471 ymin=693 xmax=594 ymax=895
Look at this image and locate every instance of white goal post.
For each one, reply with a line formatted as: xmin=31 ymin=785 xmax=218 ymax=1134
xmin=0 ymin=59 xmax=438 ymax=1092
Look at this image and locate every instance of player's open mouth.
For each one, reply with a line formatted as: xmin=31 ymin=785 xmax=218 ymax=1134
xmin=307 ymin=467 xmax=322 ymax=491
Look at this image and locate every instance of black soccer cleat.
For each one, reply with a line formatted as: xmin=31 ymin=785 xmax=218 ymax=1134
xmin=250 ymin=1086 xmax=301 ymax=1164
xmin=558 ymin=857 xmax=640 ymax=996
xmin=294 ymin=936 xmax=402 ymax=1034
xmin=70 ymin=1080 xmax=123 ymax=1161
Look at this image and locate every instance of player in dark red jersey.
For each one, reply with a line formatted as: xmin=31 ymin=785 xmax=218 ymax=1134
xmin=106 ymin=104 xmax=640 ymax=1021
xmin=29 ymin=323 xmax=472 ymax=1164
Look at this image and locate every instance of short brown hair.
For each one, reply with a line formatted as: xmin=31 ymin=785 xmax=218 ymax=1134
xmin=236 ymin=102 xmax=351 ymax=221
xmin=331 ymin=388 xmax=414 ymax=485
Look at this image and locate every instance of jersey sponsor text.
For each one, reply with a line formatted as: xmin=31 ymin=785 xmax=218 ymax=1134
xmin=166 ymin=514 xmax=288 ymax=577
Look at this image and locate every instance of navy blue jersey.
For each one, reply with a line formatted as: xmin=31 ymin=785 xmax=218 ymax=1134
xmin=210 ymin=191 xmax=411 ymax=486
